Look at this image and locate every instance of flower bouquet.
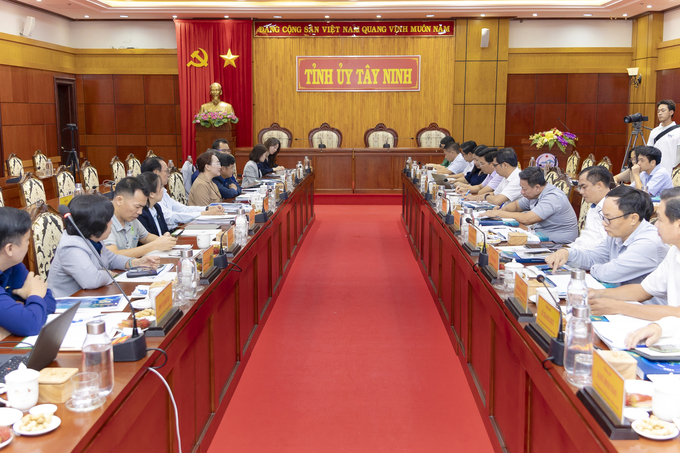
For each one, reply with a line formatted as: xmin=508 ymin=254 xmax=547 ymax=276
xmin=193 ymin=111 xmax=239 ymax=128
xmin=529 ymin=128 xmax=577 ymax=153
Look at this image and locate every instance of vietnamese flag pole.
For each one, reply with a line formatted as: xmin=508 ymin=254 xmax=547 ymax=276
xmin=175 ymin=19 xmax=253 ymax=160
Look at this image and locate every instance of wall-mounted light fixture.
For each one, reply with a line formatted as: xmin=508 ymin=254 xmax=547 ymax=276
xmin=627 ymin=67 xmax=642 ymax=88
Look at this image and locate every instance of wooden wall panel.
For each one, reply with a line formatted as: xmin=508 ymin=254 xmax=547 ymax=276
xmin=508 ymin=48 xmax=633 ymax=74
xmin=505 ymin=73 xmax=629 ymax=170
xmin=252 ymin=35 xmax=455 ymax=148
xmin=114 ymin=75 xmax=144 ymax=104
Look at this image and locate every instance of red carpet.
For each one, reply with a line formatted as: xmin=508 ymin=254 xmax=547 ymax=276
xmin=209 ymin=205 xmax=493 ymax=452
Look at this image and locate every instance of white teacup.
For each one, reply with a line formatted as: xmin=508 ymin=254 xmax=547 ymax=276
xmin=0 ymin=368 xmax=40 ymax=411
xmin=536 ymin=287 xmax=561 ymax=307
xmin=653 ymin=379 xmax=680 ymax=422
xmin=196 ymin=234 xmax=211 ymax=249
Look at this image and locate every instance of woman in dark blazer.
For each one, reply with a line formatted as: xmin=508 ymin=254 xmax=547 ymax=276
xmin=259 ymin=137 xmax=286 ymax=176
xmin=136 ymin=172 xmax=169 ymax=236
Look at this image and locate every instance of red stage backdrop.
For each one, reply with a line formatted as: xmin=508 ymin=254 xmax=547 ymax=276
xmin=175 ymin=19 xmax=253 ymax=160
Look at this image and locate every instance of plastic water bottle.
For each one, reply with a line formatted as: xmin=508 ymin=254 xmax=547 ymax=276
xmin=566 ymin=269 xmax=588 ymax=319
xmin=564 ymin=304 xmax=593 ymax=387
xmin=235 ymin=207 xmax=249 ymax=246
xmin=82 ymin=320 xmax=114 ymax=397
xmin=461 ymin=208 xmax=473 ymax=242
xmin=296 ymin=161 xmax=304 ymax=179
xmin=74 ymin=183 xmax=84 ymax=196
xmin=178 ymin=249 xmax=198 ymax=301
xmin=168 ymin=160 xmax=175 ymax=170
xmin=269 ymin=187 xmax=277 ymax=212
xmin=304 ymin=156 xmax=310 ymax=170
xmin=45 ymin=159 xmax=53 ymax=177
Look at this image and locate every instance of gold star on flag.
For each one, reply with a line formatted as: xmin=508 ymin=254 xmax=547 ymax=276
xmin=220 ymin=49 xmax=239 ymax=68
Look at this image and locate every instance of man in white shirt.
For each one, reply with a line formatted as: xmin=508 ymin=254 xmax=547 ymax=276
xmin=631 ymin=146 xmax=674 ymax=196
xmin=433 ymin=142 xmax=468 ymax=175
xmin=570 ymin=165 xmax=611 ymax=250
xmin=141 ymin=157 xmax=223 ymax=230
xmin=647 ymin=100 xmax=680 ymax=174
xmin=466 ymin=148 xmax=521 ymax=206
xmin=589 ymin=187 xmax=680 ymax=321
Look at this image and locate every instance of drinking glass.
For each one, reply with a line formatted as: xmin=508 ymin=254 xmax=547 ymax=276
xmin=65 ymin=372 xmax=105 ymax=412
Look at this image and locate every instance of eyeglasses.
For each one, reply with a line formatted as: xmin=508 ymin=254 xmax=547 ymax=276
xmin=598 ymin=211 xmax=629 ymax=225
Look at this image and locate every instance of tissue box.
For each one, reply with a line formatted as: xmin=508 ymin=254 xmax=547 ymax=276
xmin=507 ymin=232 xmax=527 ymax=246
xmin=599 ymin=350 xmax=637 ymax=380
xmin=38 ymin=367 xmax=78 ymax=403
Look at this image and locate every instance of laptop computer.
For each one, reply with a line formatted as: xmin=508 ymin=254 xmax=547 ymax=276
xmin=0 ymin=301 xmax=81 ymax=383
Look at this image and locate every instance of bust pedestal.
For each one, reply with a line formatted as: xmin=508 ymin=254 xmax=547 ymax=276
xmin=195 ymin=124 xmax=236 ymax=155
xmin=520 ymin=139 xmax=573 ymax=168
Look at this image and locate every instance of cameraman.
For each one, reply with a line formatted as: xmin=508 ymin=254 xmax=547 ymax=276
xmin=648 ymin=100 xmax=680 ymax=174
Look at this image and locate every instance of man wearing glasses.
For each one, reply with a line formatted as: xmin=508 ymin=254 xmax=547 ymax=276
xmin=570 ymin=165 xmax=611 ymax=250
xmin=546 ymin=185 xmax=668 ymax=291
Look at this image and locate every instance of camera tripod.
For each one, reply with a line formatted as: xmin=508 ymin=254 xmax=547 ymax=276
xmin=621 ymin=122 xmax=652 ymax=172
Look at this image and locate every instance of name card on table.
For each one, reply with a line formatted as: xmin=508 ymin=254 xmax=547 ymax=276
xmin=441 ymin=197 xmax=448 ymax=215
xmin=468 ymin=224 xmax=477 ymax=248
xmin=59 ymin=195 xmax=73 ymax=206
xmin=248 ymin=209 xmax=255 ymax=229
xmin=152 ymin=282 xmax=173 ymax=323
xmin=536 ymin=295 xmax=561 ymax=338
xmin=592 ymin=350 xmax=625 ymax=422
xmin=453 ymin=211 xmax=461 ymax=230
xmin=488 ymin=245 xmax=500 ymax=273
xmin=202 ymin=247 xmax=214 ymax=276
xmin=263 ymin=195 xmax=269 ymax=212
xmin=514 ymin=273 xmax=529 ymax=310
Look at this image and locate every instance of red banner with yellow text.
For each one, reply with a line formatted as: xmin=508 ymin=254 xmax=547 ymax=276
xmin=255 ymin=21 xmax=454 ymax=38
xmin=297 ymin=56 xmax=420 ymax=92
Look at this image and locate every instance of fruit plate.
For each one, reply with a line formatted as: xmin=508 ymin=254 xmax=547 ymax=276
xmin=632 ymin=419 xmax=680 ymax=440
xmin=13 ymin=415 xmax=61 ymax=436
xmin=0 ymin=432 xmax=13 ymax=449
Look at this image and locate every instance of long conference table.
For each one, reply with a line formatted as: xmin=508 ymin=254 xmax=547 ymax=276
xmin=233 ymin=147 xmax=443 ymax=194
xmin=4 ymin=173 xmax=314 ymax=452
xmin=401 ymin=173 xmax=674 ymax=453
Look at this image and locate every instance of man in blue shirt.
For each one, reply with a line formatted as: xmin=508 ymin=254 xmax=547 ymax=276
xmin=0 ymin=207 xmax=56 ymax=336
xmin=631 ymin=146 xmax=674 ymax=197
xmin=213 ymin=153 xmax=242 ymax=199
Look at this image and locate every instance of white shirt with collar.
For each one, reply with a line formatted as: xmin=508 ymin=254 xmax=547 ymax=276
xmin=447 ymin=153 xmax=469 ymax=175
xmin=158 ymin=188 xmax=204 ymax=230
xmin=641 ymin=245 xmax=680 ymax=307
xmin=493 ymin=167 xmax=522 ymax=203
xmin=648 ymin=121 xmax=680 ymax=174
xmin=570 ymin=197 xmax=608 ymax=250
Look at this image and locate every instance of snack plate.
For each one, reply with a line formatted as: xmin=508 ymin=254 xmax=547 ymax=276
xmin=632 ymin=419 xmax=679 ymax=440
xmin=0 ymin=408 xmax=23 ymax=427
xmin=0 ymin=433 xmax=13 ymax=449
xmin=13 ymin=415 xmax=61 ymax=437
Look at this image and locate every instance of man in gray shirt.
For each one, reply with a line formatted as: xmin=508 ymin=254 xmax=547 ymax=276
xmin=546 ymin=185 xmax=668 ymax=295
xmin=481 ymin=166 xmax=578 ymax=244
xmin=104 ymin=177 xmax=177 ymax=258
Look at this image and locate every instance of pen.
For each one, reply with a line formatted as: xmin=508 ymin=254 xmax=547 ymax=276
xmin=465 ymin=190 xmax=470 ymax=195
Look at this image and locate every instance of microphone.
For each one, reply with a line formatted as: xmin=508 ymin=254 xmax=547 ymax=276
xmin=536 ymin=274 xmax=565 ymax=366
xmin=557 ymin=118 xmax=570 ymax=132
xmin=465 ymin=217 xmax=488 ymax=266
xmin=382 ymin=137 xmax=415 ymax=148
xmin=58 ymin=205 xmax=147 ymax=362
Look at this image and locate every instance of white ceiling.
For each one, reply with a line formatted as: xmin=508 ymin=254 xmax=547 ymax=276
xmin=8 ymin=0 xmax=680 ymax=21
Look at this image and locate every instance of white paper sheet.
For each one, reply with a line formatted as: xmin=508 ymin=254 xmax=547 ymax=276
xmin=22 ymin=313 xmax=131 ymax=351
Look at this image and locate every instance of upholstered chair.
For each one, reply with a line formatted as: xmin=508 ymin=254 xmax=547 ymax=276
xmin=126 ymin=154 xmax=142 ymax=177
xmin=554 ymin=174 xmax=573 ymax=201
xmin=147 ymin=150 xmax=158 ymax=158
xmin=258 ymin=123 xmax=293 ymax=148
xmin=565 ymin=150 xmax=581 ymax=179
xmin=308 ymin=123 xmax=342 ymax=148
xmin=53 ymin=165 xmax=76 ymax=198
xmin=578 ymin=199 xmax=590 ymax=232
xmin=364 ymin=123 xmax=398 ymax=148
xmin=0 ymin=187 xmax=4 ymax=207
xmin=580 ymin=153 xmax=596 ymax=172
xmin=29 ymin=210 xmax=64 ymax=280
xmin=168 ymin=168 xmax=187 ymax=205
xmin=80 ymin=161 xmax=100 ymax=192
xmin=32 ymin=150 xmax=48 ymax=174
xmin=673 ymin=164 xmax=680 ymax=187
xmin=6 ymin=153 xmax=23 ymax=177
xmin=597 ymin=156 xmax=613 ymax=172
xmin=416 ymin=123 xmax=451 ymax=148
xmin=110 ymin=156 xmax=126 ymax=184
xmin=19 ymin=173 xmax=46 ymax=207
xmin=545 ymin=168 xmax=560 ymax=185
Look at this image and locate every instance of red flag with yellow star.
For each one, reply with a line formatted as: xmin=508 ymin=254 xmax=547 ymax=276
xmin=175 ymin=19 xmax=253 ymax=160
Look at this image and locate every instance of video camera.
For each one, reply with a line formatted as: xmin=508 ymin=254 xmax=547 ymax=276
xmin=624 ymin=113 xmax=648 ymax=124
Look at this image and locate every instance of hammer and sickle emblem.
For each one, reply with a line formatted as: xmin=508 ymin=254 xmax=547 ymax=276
xmin=187 ymin=48 xmax=209 ymax=68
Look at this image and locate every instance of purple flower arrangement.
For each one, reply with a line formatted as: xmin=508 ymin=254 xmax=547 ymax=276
xmin=529 ymin=128 xmax=578 ymax=153
xmin=193 ymin=111 xmax=239 ymax=128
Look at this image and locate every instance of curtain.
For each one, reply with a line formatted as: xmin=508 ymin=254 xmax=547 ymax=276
xmin=175 ymin=19 xmax=253 ymax=160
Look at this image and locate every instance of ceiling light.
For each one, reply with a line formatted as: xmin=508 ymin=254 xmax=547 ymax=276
xmin=532 ymin=13 xmax=537 ymax=16
xmin=172 ymin=15 xmax=177 ymax=18
xmin=647 ymin=4 xmax=652 ymax=8
xmin=274 ymin=15 xmax=282 ymax=18
xmin=376 ymin=15 xmax=381 ymax=18
xmin=84 ymin=15 xmax=89 ymax=18
xmin=426 ymin=14 xmax=434 ymax=17
xmin=481 ymin=14 xmax=485 ymax=17
xmin=583 ymin=13 xmax=592 ymax=16
xmin=623 ymin=13 xmax=628 ymax=16
xmin=325 ymin=15 xmax=329 ymax=18
xmin=224 ymin=15 xmax=229 ymax=18
xmin=120 ymin=15 xmax=128 ymax=18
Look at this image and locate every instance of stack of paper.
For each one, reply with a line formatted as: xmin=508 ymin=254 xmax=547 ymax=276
xmin=593 ymin=314 xmax=653 ymax=350
xmin=22 ymin=313 xmax=131 ymax=351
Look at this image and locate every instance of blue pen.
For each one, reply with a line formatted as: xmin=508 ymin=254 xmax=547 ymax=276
xmin=465 ymin=190 xmax=470 ymax=196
